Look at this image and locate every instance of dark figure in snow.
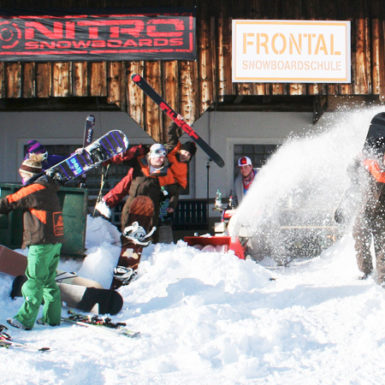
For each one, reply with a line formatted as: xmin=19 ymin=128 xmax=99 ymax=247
xmin=24 ymin=140 xmax=65 ymax=172
xmin=335 ymin=142 xmax=385 ymax=286
xmin=233 ymin=156 xmax=258 ymax=206
xmin=0 ymin=154 xmax=64 ymax=329
xmin=350 ymin=149 xmax=385 ymax=284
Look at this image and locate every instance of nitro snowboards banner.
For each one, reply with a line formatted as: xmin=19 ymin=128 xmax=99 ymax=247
xmin=0 ymin=9 xmax=196 ymax=61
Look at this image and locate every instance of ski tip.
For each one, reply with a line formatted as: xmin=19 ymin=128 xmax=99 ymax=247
xmin=217 ymin=159 xmax=225 ymax=168
xmin=132 ymin=74 xmax=141 ymax=82
xmin=39 ymin=347 xmax=50 ymax=352
xmin=210 ymin=156 xmax=225 ymax=168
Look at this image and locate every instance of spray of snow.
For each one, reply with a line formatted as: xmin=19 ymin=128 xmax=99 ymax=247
xmin=228 ymin=106 xmax=382 ymax=262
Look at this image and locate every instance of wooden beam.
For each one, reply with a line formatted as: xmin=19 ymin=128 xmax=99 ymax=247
xmin=90 ymin=62 xmax=107 ymax=96
xmin=53 ymin=62 xmax=70 ymax=97
xmin=126 ymin=61 xmax=145 ymax=129
xmin=36 ymin=63 xmax=52 ymax=98
xmin=6 ymin=63 xmax=22 ymax=98
xmin=72 ymin=62 xmax=88 ymax=97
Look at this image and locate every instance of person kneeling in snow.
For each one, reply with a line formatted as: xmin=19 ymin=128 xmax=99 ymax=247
xmin=0 ymin=154 xmax=64 ymax=329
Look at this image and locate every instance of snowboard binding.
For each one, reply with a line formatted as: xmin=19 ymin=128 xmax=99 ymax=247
xmin=113 ymin=266 xmax=137 ymax=286
xmin=122 ymin=221 xmax=156 ymax=246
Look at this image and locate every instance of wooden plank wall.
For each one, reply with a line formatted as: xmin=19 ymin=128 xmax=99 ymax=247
xmin=0 ymin=0 xmax=384 ymax=141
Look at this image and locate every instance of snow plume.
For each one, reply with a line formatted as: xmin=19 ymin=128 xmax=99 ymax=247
xmin=228 ymin=107 xmax=383 ymax=263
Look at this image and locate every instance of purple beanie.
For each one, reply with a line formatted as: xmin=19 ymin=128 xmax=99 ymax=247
xmin=27 ymin=140 xmax=47 ymax=155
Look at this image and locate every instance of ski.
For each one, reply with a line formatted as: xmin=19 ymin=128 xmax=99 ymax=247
xmin=132 ymin=73 xmax=225 ymax=168
xmin=80 ymin=114 xmax=96 ymax=188
xmin=0 ymin=324 xmax=50 ymax=352
xmin=61 ymin=310 xmax=140 ymax=338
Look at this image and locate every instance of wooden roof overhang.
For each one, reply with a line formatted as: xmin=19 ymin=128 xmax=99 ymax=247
xmin=0 ymin=0 xmax=384 ymax=140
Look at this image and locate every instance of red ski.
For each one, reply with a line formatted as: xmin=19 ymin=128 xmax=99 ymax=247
xmin=132 ymin=73 xmax=225 ymax=168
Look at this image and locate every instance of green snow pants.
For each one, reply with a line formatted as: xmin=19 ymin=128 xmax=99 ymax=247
xmin=15 ymin=243 xmax=62 ymax=329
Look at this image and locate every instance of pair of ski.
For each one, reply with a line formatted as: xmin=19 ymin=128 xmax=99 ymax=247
xmin=0 ymin=324 xmax=49 ymax=352
xmin=0 ymin=310 xmax=140 ymax=352
xmin=61 ymin=310 xmax=140 ymax=338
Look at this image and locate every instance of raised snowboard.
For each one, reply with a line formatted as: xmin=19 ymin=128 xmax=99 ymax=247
xmin=45 ymin=130 xmax=129 ymax=184
xmin=111 ymin=195 xmax=155 ymax=290
xmin=58 ymin=282 xmax=123 ymax=315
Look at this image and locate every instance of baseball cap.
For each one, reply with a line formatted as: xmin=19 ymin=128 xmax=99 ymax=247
xmin=237 ymin=156 xmax=252 ymax=167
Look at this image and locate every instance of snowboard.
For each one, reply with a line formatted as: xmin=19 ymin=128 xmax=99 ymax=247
xmin=132 ymin=73 xmax=225 ymax=168
xmin=0 ymin=245 xmax=102 ymax=288
xmin=46 ymin=130 xmax=129 ymax=184
xmin=111 ymin=195 xmax=155 ymax=290
xmin=58 ymin=282 xmax=123 ymax=315
xmin=11 ymin=277 xmax=120 ymax=315
xmin=0 ymin=245 xmax=27 ymax=277
xmin=10 ymin=274 xmax=122 ymax=315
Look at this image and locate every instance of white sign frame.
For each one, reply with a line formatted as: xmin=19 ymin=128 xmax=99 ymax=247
xmin=232 ymin=20 xmax=351 ymax=83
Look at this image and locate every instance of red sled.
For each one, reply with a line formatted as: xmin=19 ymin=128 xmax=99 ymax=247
xmin=183 ymin=236 xmax=245 ymax=260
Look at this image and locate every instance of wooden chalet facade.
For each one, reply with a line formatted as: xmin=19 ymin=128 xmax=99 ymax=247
xmin=0 ymin=0 xmax=384 ymax=142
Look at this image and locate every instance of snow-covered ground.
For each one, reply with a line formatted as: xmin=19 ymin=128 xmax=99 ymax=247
xmin=1 ymin=215 xmax=385 ymax=385
xmin=2 ymin=106 xmax=385 ymax=384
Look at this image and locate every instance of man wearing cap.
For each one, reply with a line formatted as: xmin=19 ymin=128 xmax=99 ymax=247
xmin=233 ymin=156 xmax=258 ymax=206
xmin=0 ymin=154 xmax=64 ymax=330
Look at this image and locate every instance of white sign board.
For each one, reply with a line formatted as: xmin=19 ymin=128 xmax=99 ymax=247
xmin=232 ymin=20 xmax=351 ymax=83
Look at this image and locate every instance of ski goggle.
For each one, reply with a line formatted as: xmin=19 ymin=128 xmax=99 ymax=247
xmin=149 ymin=145 xmax=167 ymax=158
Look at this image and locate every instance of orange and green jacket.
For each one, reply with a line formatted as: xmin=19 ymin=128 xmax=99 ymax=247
xmin=0 ymin=176 xmax=64 ymax=248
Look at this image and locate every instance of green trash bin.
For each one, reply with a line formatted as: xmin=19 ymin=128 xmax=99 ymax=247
xmin=0 ymin=183 xmax=88 ymax=258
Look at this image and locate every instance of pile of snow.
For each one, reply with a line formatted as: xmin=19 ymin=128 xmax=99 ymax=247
xmin=2 ymin=215 xmax=385 ymax=384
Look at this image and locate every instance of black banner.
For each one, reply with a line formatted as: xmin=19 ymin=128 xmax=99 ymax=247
xmin=0 ymin=10 xmax=196 ymax=61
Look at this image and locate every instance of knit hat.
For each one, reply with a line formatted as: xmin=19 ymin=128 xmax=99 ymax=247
xmin=181 ymin=141 xmax=197 ymax=156
xmin=26 ymin=140 xmax=47 ymax=155
xmin=19 ymin=153 xmax=44 ymax=177
xmin=149 ymin=143 xmax=167 ymax=158
xmin=238 ymin=156 xmax=252 ymax=167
